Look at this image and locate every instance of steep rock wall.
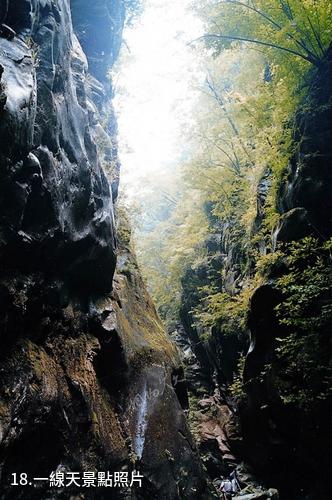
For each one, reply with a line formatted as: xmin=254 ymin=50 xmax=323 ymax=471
xmin=241 ymin=46 xmax=332 ymax=500
xmin=0 ymin=2 xmax=211 ymax=498
xmin=176 ymin=46 xmax=332 ymax=499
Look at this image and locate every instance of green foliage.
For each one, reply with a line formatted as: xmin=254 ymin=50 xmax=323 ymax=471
xmin=188 ymin=0 xmax=332 ymax=237
xmin=122 ymin=1 xmax=332 ymax=410
xmin=255 ymin=250 xmax=283 ymax=276
xmin=194 ymin=0 xmax=332 ymax=66
xmin=193 ymin=285 xmax=253 ymax=335
xmin=229 ymin=353 xmax=246 ymax=399
xmin=131 ymin=184 xmax=209 ymax=328
xmin=274 ymin=237 xmax=332 ymax=409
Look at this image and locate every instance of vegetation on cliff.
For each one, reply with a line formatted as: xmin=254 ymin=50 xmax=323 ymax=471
xmin=114 ymin=1 xmax=332 ymax=497
xmin=127 ymin=0 xmax=332 ymax=412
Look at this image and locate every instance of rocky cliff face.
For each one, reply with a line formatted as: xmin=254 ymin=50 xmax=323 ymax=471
xmin=0 ymin=2 xmax=211 ymax=498
xmin=176 ymin=47 xmax=332 ymax=500
xmin=241 ymin=46 xmax=332 ymax=500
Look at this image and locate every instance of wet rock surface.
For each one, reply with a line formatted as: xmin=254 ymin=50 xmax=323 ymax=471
xmin=0 ymin=0 xmax=118 ymax=297
xmin=0 ymin=1 xmax=211 ymax=498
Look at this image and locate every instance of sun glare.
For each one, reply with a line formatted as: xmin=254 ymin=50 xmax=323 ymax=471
xmin=114 ymin=0 xmax=203 ymax=197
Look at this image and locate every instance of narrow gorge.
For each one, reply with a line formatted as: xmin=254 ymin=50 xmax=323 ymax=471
xmin=0 ymin=1 xmax=331 ymax=500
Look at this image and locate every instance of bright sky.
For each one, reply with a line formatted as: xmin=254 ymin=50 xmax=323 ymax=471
xmin=113 ymin=0 xmax=203 ymax=196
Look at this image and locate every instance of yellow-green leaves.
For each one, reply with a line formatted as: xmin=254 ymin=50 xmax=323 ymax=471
xmin=194 ymin=0 xmax=332 ymax=66
xmin=274 ymin=237 xmax=332 ymax=409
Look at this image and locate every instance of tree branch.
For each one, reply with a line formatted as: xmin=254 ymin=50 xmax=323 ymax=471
xmin=191 ymin=34 xmax=318 ymax=65
xmin=225 ymin=0 xmax=319 ymax=62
